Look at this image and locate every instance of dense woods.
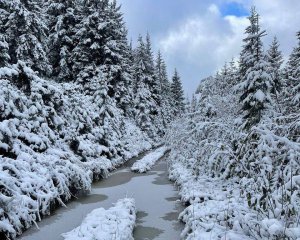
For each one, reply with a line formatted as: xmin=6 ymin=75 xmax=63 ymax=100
xmin=0 ymin=0 xmax=185 ymax=238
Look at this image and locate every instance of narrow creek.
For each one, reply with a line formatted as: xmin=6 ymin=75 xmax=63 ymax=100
xmin=19 ymin=151 xmax=184 ymax=240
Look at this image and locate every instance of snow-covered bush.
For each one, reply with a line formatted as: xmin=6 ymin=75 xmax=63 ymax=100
xmin=0 ymin=68 xmax=153 ymax=238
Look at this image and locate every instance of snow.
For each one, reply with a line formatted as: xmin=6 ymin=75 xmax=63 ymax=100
xmin=0 ymin=76 xmax=154 ymax=238
xmin=131 ymin=146 xmax=169 ymax=173
xmin=61 ymin=198 xmax=136 ymax=240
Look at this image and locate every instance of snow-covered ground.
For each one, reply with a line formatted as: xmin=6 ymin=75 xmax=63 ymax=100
xmin=169 ymin=160 xmax=300 ymax=240
xmin=62 ymin=198 xmax=136 ymax=240
xmin=131 ymin=146 xmax=169 ymax=173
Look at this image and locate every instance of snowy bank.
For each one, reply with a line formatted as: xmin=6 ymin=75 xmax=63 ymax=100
xmin=62 ymin=198 xmax=136 ymax=240
xmin=0 ymin=77 xmax=154 ymax=239
xmin=131 ymin=146 xmax=169 ymax=173
xmin=169 ymin=160 xmax=300 ymax=240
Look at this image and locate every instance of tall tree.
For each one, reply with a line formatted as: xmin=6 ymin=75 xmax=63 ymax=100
xmin=239 ymin=7 xmax=273 ymax=129
xmin=47 ymin=0 xmax=81 ymax=81
xmin=133 ymin=35 xmax=158 ymax=137
xmin=1 ymin=0 xmax=51 ymax=75
xmin=171 ymin=69 xmax=185 ymax=116
xmin=285 ymin=31 xmax=300 ymax=109
xmin=155 ymin=51 xmax=172 ymax=125
xmin=71 ymin=0 xmax=132 ymax=112
xmin=0 ymin=34 xmax=10 ymax=67
xmin=266 ymin=36 xmax=283 ymax=96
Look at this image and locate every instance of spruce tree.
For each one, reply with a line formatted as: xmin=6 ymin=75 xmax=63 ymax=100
xmin=171 ymin=69 xmax=185 ymax=116
xmin=47 ymin=0 xmax=80 ymax=81
xmin=239 ymin=7 xmax=273 ymax=129
xmin=71 ymin=0 xmax=132 ymax=112
xmin=266 ymin=36 xmax=283 ymax=96
xmin=0 ymin=34 xmax=10 ymax=67
xmin=155 ymin=51 xmax=172 ymax=124
xmin=1 ymin=0 xmax=51 ymax=75
xmin=285 ymin=32 xmax=300 ymax=109
xmin=133 ymin=35 xmax=157 ymax=136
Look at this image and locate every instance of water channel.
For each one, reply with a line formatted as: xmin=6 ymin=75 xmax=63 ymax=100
xmin=20 ymin=151 xmax=184 ymax=240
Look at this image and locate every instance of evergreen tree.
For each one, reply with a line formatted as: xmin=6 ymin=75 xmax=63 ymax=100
xmin=71 ymin=0 xmax=132 ymax=113
xmin=1 ymin=0 xmax=51 ymax=75
xmin=155 ymin=51 xmax=172 ymax=124
xmin=133 ymin=35 xmax=158 ymax=136
xmin=239 ymin=7 xmax=273 ymax=129
xmin=0 ymin=34 xmax=10 ymax=67
xmin=47 ymin=0 xmax=81 ymax=81
xmin=171 ymin=69 xmax=185 ymax=116
xmin=145 ymin=33 xmax=161 ymax=110
xmin=190 ymin=94 xmax=197 ymax=113
xmin=266 ymin=36 xmax=283 ymax=96
xmin=285 ymin=31 xmax=300 ymax=109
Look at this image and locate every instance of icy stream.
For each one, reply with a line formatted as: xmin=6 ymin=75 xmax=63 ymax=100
xmin=19 ymin=151 xmax=184 ymax=240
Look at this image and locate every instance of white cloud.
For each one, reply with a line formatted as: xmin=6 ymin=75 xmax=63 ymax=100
xmin=158 ymin=0 xmax=300 ymax=95
xmin=159 ymin=6 xmax=247 ymax=87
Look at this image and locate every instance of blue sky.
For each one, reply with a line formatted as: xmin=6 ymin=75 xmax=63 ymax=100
xmin=119 ymin=0 xmax=300 ymax=97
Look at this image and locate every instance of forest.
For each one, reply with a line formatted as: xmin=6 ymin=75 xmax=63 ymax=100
xmin=0 ymin=0 xmax=299 ymax=240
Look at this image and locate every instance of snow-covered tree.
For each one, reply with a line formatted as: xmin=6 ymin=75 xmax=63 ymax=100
xmin=285 ymin=31 xmax=300 ymax=109
xmin=171 ymin=69 xmax=185 ymax=116
xmin=239 ymin=7 xmax=273 ymax=129
xmin=266 ymin=36 xmax=283 ymax=96
xmin=133 ymin=35 xmax=158 ymax=137
xmin=71 ymin=0 xmax=133 ymax=113
xmin=1 ymin=0 xmax=51 ymax=75
xmin=0 ymin=34 xmax=10 ymax=67
xmin=47 ymin=0 xmax=80 ymax=81
xmin=155 ymin=51 xmax=172 ymax=125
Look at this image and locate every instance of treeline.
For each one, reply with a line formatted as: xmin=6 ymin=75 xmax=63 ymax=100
xmin=0 ymin=0 xmax=186 ymax=137
xmin=167 ymin=7 xmax=300 ymax=239
xmin=0 ymin=0 xmax=185 ymax=238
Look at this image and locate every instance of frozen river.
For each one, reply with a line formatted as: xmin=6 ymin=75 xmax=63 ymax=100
xmin=20 ymin=151 xmax=184 ymax=240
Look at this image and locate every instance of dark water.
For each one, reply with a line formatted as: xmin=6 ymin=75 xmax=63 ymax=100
xmin=20 ymin=153 xmax=184 ymax=240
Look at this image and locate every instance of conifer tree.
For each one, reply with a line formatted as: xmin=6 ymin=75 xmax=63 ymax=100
xmin=47 ymin=0 xmax=80 ymax=81
xmin=190 ymin=94 xmax=197 ymax=113
xmin=0 ymin=34 xmax=10 ymax=67
xmin=133 ymin=35 xmax=158 ymax=136
xmin=155 ymin=51 xmax=172 ymax=124
xmin=71 ymin=0 xmax=132 ymax=113
xmin=285 ymin=31 xmax=300 ymax=109
xmin=171 ymin=69 xmax=185 ymax=116
xmin=266 ymin=36 xmax=283 ymax=96
xmin=1 ymin=0 xmax=51 ymax=75
xmin=239 ymin=7 xmax=273 ymax=129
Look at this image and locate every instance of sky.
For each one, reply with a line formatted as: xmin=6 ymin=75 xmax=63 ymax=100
xmin=118 ymin=0 xmax=300 ymax=97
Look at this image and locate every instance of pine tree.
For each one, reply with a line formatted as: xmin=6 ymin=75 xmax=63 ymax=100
xmin=239 ymin=7 xmax=273 ymax=129
xmin=171 ymin=69 xmax=185 ymax=116
xmin=1 ymin=0 xmax=51 ymax=75
xmin=47 ymin=0 xmax=81 ymax=81
xmin=266 ymin=36 xmax=283 ymax=96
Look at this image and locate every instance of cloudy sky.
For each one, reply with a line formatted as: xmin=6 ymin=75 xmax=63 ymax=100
xmin=118 ymin=0 xmax=300 ymax=97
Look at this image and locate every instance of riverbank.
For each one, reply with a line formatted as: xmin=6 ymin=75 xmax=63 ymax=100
xmin=19 ymin=151 xmax=184 ymax=240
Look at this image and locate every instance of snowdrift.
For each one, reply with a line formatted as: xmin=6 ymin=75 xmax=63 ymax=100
xmin=62 ymin=198 xmax=136 ymax=240
xmin=131 ymin=146 xmax=169 ymax=173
